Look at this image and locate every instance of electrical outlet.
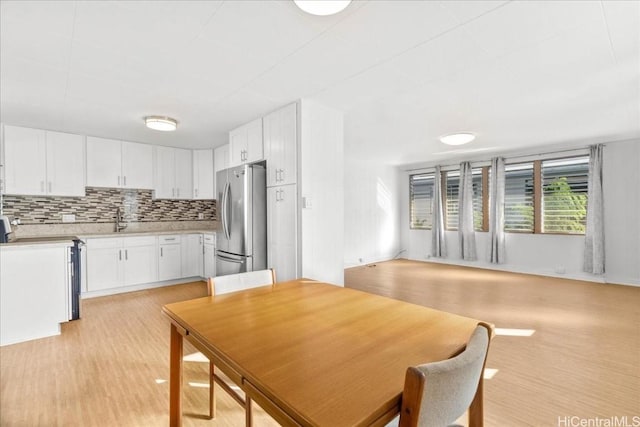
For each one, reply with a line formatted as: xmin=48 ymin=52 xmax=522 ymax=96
xmin=198 ymin=213 xmax=204 ymax=220
xmin=358 ymin=257 xmax=363 ymax=263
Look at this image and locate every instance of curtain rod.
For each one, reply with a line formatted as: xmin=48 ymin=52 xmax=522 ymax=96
xmin=404 ymin=144 xmax=596 ymax=173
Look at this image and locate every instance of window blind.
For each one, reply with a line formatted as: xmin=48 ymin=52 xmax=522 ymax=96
xmin=446 ymin=170 xmax=483 ymax=231
xmin=504 ymin=163 xmax=534 ymax=232
xmin=541 ymin=157 xmax=589 ymax=234
xmin=409 ymin=174 xmax=434 ymax=229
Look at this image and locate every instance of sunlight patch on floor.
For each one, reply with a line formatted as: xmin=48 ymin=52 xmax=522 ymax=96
xmin=494 ymin=328 xmax=536 ymax=337
xmin=188 ymin=382 xmax=210 ymax=389
xmin=484 ymin=368 xmax=499 ymax=379
xmin=183 ymin=351 xmax=209 ymax=362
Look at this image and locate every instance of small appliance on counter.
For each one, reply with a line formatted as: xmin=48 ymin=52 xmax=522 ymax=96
xmin=0 ymin=216 xmax=12 ymax=243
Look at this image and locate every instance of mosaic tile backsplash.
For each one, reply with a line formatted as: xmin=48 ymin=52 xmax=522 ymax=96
xmin=2 ymin=187 xmax=216 ymax=224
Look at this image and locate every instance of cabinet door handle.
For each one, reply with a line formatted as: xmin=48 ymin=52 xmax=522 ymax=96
xmin=280 ymin=188 xmax=284 ymax=202
xmin=123 ymin=176 xmax=127 ymax=186
xmin=161 ymin=247 xmax=163 ymax=257
xmin=125 ymin=249 xmax=128 ymax=260
xmin=119 ymin=249 xmax=122 ymax=261
xmin=195 ymin=188 xmax=198 ymax=198
xmin=118 ymin=176 xmax=121 ymax=186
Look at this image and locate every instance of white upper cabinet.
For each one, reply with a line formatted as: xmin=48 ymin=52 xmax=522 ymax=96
xmin=264 ymin=103 xmax=297 ymax=187
xmin=45 ymin=131 xmax=86 ymax=196
xmin=3 ymin=125 xmax=85 ymax=197
xmin=192 ymin=149 xmax=214 ymax=199
xmin=121 ymin=141 xmax=154 ymax=189
xmin=214 ymin=144 xmax=229 ymax=198
xmin=214 ymin=144 xmax=229 ymax=173
xmin=86 ymin=137 xmax=122 ymax=188
xmin=86 ymin=136 xmax=153 ymax=189
xmin=154 ymin=146 xmax=192 ymax=199
xmin=229 ymin=118 xmax=263 ymax=167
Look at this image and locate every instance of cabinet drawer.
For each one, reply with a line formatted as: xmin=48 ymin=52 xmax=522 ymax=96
xmin=159 ymin=235 xmax=181 ymax=244
xmin=203 ymin=234 xmax=215 ymax=244
xmin=86 ymin=237 xmax=123 ymax=249
xmin=123 ymin=236 xmax=157 ymax=247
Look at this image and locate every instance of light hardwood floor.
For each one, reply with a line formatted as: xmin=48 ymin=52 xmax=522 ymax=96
xmin=345 ymin=260 xmax=640 ymax=427
xmin=0 ymin=260 xmax=638 ymax=426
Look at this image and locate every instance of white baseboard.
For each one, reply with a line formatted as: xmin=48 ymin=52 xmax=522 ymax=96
xmin=81 ymin=276 xmax=205 ymax=299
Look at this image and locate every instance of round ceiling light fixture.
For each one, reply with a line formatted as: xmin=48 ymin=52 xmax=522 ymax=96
xmin=439 ymin=132 xmax=476 ymax=146
xmin=144 ymin=116 xmax=178 ymax=132
xmin=294 ymin=0 xmax=351 ymax=16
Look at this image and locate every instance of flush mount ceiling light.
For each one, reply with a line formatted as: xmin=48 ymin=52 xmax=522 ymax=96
xmin=144 ymin=116 xmax=178 ymax=132
xmin=439 ymin=132 xmax=476 ymax=146
xmin=294 ymin=0 xmax=351 ymax=16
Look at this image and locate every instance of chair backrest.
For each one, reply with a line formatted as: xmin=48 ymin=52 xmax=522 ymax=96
xmin=399 ymin=323 xmax=491 ymax=427
xmin=207 ymin=269 xmax=276 ymax=296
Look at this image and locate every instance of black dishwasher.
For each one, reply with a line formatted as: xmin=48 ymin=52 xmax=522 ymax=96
xmin=70 ymin=239 xmax=83 ymax=320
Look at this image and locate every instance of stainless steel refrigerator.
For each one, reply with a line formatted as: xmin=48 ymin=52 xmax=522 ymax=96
xmin=216 ymin=163 xmax=267 ymax=276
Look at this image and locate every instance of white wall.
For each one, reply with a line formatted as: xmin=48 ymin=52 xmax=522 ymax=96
xmin=299 ymin=100 xmax=345 ymax=285
xmin=400 ymin=140 xmax=640 ymax=285
xmin=603 ymin=140 xmax=640 ymax=285
xmin=343 ymin=157 xmax=402 ymax=268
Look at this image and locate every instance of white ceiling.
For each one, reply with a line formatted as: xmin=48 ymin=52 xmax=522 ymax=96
xmin=1 ymin=0 xmax=638 ymax=166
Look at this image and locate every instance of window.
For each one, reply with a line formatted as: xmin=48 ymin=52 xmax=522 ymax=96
xmin=504 ymin=163 xmax=535 ymax=232
xmin=503 ymin=156 xmax=589 ymax=234
xmin=409 ymin=173 xmax=434 ymax=229
xmin=408 ymin=155 xmax=588 ymax=236
xmin=445 ymin=169 xmax=485 ymax=231
xmin=541 ymin=157 xmax=589 ymax=234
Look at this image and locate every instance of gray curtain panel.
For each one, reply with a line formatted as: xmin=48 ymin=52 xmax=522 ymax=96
xmin=488 ymin=157 xmax=506 ymax=264
xmin=458 ymin=162 xmax=477 ymax=260
xmin=584 ymin=144 xmax=605 ymax=274
xmin=431 ymin=166 xmax=447 ymax=258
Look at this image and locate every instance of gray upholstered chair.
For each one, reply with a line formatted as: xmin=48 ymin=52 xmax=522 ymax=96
xmin=387 ymin=323 xmax=492 ymax=427
xmin=205 ymin=269 xmax=276 ymax=426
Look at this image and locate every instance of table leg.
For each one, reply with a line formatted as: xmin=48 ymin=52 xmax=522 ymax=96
xmin=170 ymin=323 xmax=183 ymax=427
xmin=468 ymin=375 xmax=484 ymax=427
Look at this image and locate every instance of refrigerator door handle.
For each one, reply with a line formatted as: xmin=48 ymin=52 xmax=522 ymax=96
xmin=216 ymin=252 xmax=245 ymax=264
xmin=222 ymin=182 xmax=231 ymax=241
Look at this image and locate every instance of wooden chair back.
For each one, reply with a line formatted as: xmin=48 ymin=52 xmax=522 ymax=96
xmin=398 ymin=322 xmax=492 ymax=427
xmin=207 ymin=268 xmax=277 ymax=296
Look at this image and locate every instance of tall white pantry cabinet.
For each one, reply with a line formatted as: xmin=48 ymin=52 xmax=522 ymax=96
xmin=262 ymin=101 xmax=344 ymax=285
xmin=264 ymin=103 xmax=298 ymax=282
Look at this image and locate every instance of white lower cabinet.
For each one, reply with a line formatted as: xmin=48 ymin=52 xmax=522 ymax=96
xmin=86 ymin=236 xmax=157 ymax=292
xmin=0 ymin=244 xmax=70 ymax=346
xmin=159 ymin=235 xmax=182 ymax=281
xmin=181 ymin=234 xmax=204 ymax=277
xmin=203 ymin=233 xmax=216 ymax=278
xmin=267 ymin=184 xmax=298 ymax=282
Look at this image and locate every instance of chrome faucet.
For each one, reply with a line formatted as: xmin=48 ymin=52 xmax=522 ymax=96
xmin=115 ymin=207 xmax=127 ymax=232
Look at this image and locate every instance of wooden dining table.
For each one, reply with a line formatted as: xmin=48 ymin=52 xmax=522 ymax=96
xmin=162 ymin=279 xmax=486 ymax=427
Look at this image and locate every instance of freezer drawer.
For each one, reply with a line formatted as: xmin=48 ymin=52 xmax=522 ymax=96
xmin=216 ymin=251 xmax=253 ymax=277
